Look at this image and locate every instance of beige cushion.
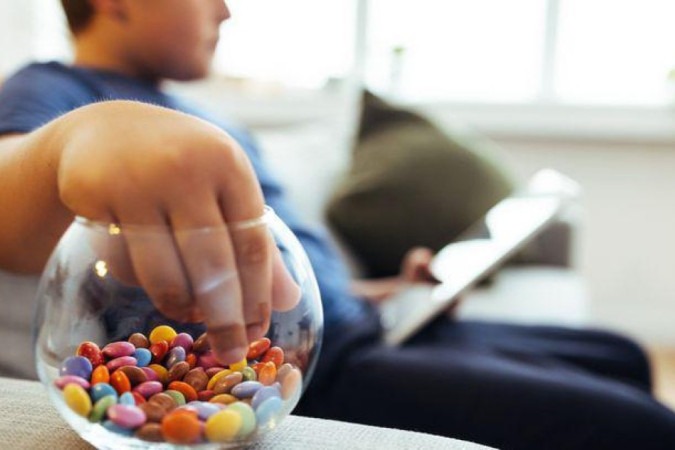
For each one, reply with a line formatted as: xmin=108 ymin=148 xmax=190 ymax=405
xmin=0 ymin=376 xmax=492 ymax=449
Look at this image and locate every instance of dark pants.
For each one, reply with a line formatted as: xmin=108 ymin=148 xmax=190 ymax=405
xmin=297 ymin=319 xmax=675 ymax=450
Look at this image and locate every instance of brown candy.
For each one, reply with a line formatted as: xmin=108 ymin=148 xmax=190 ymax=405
xmin=139 ymin=401 xmax=168 ymax=423
xmin=183 ymin=368 xmax=209 ymax=392
xmin=167 ymin=361 xmax=190 ymax=383
xmin=213 ymin=372 xmax=243 ymax=395
xmin=117 ymin=366 xmax=148 ymax=386
xmin=205 ymin=367 xmax=226 ymax=379
xmin=192 ymin=332 xmax=210 ymax=353
xmin=148 ymin=392 xmax=177 ymax=412
xmin=128 ymin=333 xmax=150 ymax=349
xmin=135 ymin=423 xmax=164 ymax=442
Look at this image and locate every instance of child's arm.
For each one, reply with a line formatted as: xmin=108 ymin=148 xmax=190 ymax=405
xmin=0 ymin=100 xmax=299 ymax=363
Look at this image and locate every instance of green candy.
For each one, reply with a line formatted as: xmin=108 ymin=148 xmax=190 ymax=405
xmin=227 ymin=402 xmax=256 ymax=437
xmin=242 ymin=366 xmax=257 ymax=382
xmin=163 ymin=389 xmax=185 ymax=406
xmin=89 ymin=395 xmax=117 ymax=423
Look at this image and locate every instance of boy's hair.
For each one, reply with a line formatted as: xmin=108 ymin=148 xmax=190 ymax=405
xmin=61 ymin=0 xmax=94 ymax=34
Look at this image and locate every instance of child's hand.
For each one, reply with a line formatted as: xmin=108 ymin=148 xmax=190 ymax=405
xmin=55 ymin=101 xmax=300 ymax=363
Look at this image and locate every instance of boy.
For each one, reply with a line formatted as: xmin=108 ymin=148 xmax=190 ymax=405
xmin=1 ymin=1 xmax=674 ymax=448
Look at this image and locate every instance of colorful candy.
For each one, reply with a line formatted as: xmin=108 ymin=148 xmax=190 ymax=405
xmin=54 ymin=327 xmax=302 ymax=444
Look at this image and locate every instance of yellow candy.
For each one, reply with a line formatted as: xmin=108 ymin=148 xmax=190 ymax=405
xmin=149 ymin=325 xmax=177 ymax=345
xmin=207 ymin=369 xmax=232 ymax=391
xmin=63 ymin=383 xmax=92 ymax=417
xmin=205 ymin=410 xmax=242 ymax=442
xmin=229 ymin=358 xmax=247 ymax=372
xmin=148 ymin=363 xmax=169 ymax=384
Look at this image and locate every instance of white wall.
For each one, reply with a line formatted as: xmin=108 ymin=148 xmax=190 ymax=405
xmin=495 ymin=138 xmax=675 ymax=345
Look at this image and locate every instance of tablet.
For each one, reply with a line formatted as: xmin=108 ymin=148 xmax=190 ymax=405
xmin=379 ymin=169 xmax=581 ymax=346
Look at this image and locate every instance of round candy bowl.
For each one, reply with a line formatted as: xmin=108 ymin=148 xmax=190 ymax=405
xmin=34 ymin=207 xmax=323 ymax=449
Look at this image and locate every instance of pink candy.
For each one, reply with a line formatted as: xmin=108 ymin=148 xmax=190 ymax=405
xmin=54 ymin=375 xmax=90 ymax=390
xmin=107 ymin=404 xmax=147 ymax=429
xmin=102 ymin=341 xmax=136 ymax=358
xmin=133 ymin=381 xmax=163 ymax=398
xmin=106 ymin=356 xmax=138 ymax=371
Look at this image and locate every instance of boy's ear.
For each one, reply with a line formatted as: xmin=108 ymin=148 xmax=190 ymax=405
xmin=89 ymin=0 xmax=129 ymax=22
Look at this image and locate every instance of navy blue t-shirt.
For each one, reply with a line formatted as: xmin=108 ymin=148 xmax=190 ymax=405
xmin=0 ymin=62 xmax=380 ymax=371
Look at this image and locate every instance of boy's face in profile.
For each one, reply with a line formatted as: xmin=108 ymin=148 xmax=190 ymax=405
xmin=116 ymin=0 xmax=230 ymax=80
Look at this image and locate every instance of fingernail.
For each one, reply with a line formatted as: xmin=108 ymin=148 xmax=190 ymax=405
xmin=217 ymin=346 xmax=247 ymax=365
xmin=246 ymin=324 xmax=263 ymax=342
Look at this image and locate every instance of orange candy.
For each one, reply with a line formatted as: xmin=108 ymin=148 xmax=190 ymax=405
xmin=161 ymin=410 xmax=201 ymax=444
xmin=148 ymin=364 xmax=168 ymax=385
xmin=258 ymin=362 xmax=277 ymax=386
xmin=167 ymin=381 xmax=198 ymax=403
xmin=251 ymin=362 xmax=265 ymax=375
xmin=261 ymin=346 xmax=284 ymax=367
xmin=246 ymin=338 xmax=271 ymax=360
xmin=110 ymin=370 xmax=131 ymax=395
xmin=90 ymin=365 xmax=110 ymax=385
xmin=150 ymin=340 xmax=169 ymax=363
xmin=185 ymin=353 xmax=197 ymax=369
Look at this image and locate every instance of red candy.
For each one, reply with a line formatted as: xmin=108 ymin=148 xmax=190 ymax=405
xmin=150 ymin=341 xmax=169 ymax=364
xmin=261 ymin=346 xmax=284 ymax=367
xmin=246 ymin=338 xmax=271 ymax=360
xmin=76 ymin=341 xmax=104 ymax=367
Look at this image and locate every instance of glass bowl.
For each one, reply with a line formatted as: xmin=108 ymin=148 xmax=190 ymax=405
xmin=34 ymin=207 xmax=323 ymax=449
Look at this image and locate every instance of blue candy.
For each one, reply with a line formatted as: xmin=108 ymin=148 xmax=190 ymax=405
xmin=252 ymin=385 xmax=281 ymax=410
xmin=231 ymin=381 xmax=263 ymax=399
xmin=255 ymin=396 xmax=282 ymax=426
xmin=133 ymin=348 xmax=152 ymax=367
xmin=59 ymin=356 xmax=93 ymax=380
xmin=119 ymin=392 xmax=135 ymax=406
xmin=91 ymin=383 xmax=118 ymax=403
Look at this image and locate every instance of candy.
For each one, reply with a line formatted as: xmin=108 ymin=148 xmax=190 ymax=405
xmin=139 ymin=401 xmax=168 ymax=423
xmin=231 ymin=381 xmax=263 ymax=399
xmin=133 ymin=348 xmax=152 ymax=367
xmin=91 ymin=365 xmax=110 ymax=385
xmin=163 ymin=389 xmax=186 ymax=406
xmin=192 ymin=332 xmax=210 ymax=353
xmin=161 ymin=410 xmax=201 ymax=444
xmin=247 ymin=338 xmax=271 ymax=360
xmin=76 ymin=341 xmax=104 ymax=367
xmin=164 ymin=346 xmax=186 ymax=368
xmin=135 ymin=423 xmax=164 ymax=442
xmin=106 ymin=356 xmax=137 ymax=372
xmin=56 ymin=327 xmax=304 ymax=444
xmin=63 ymin=384 xmax=92 ymax=417
xmin=209 ymin=393 xmax=237 ymax=405
xmin=149 ymin=325 xmax=177 ymax=345
xmin=102 ymin=341 xmax=136 ymax=359
xmin=258 ymin=362 xmax=277 ymax=386
xmin=119 ymin=392 xmax=136 ymax=406
xmin=128 ymin=333 xmax=150 ymax=349
xmin=91 ymin=383 xmax=118 ymax=402
xmin=205 ymin=409 xmax=242 ymax=442
xmin=134 ymin=381 xmax=164 ymax=399
xmin=183 ymin=368 xmax=209 ymax=392
xmin=170 ymin=333 xmax=194 ymax=352
xmin=252 ymin=385 xmax=281 ymax=410
xmin=107 ymin=404 xmax=147 ymax=429
xmin=262 ymin=347 xmax=284 ymax=367
xmin=89 ymin=395 xmax=116 ymax=423
xmin=213 ymin=372 xmax=243 ymax=395
xmin=54 ymin=375 xmax=90 ymax=390
xmin=281 ymin=368 xmax=302 ymax=400
xmin=229 ymin=357 xmax=248 ymax=372
xmin=117 ymin=366 xmax=147 ymax=386
xmin=110 ymin=370 xmax=131 ymax=395
xmin=167 ymin=381 xmax=198 ymax=403
xmin=166 ymin=361 xmax=190 ymax=383
xmin=60 ymin=356 xmax=93 ymax=380
xmin=206 ymin=369 xmax=232 ymax=390
xmin=149 ymin=341 xmax=169 ymax=363
xmin=255 ymin=396 xmax=282 ymax=427
xmin=227 ymin=401 xmax=256 ymax=437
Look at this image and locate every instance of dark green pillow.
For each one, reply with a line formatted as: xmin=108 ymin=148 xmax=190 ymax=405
xmin=325 ymin=90 xmax=516 ymax=277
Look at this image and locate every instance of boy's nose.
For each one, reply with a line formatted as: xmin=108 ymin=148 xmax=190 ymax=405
xmin=215 ymin=0 xmax=231 ymax=23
